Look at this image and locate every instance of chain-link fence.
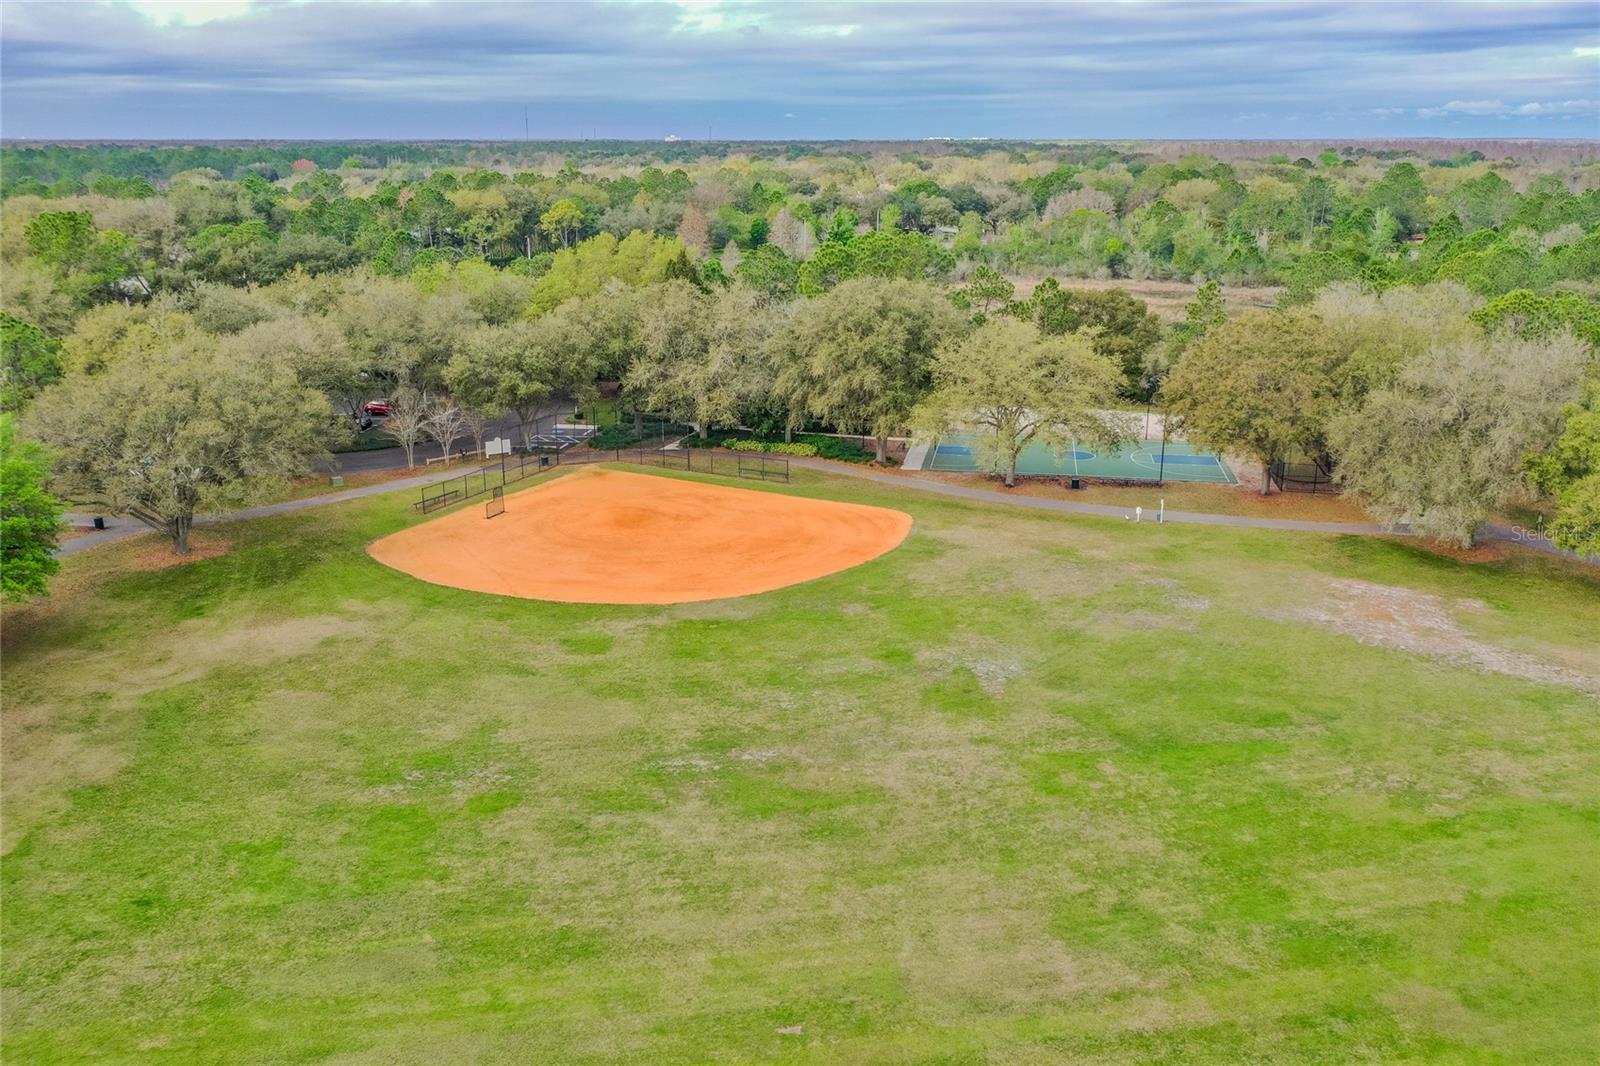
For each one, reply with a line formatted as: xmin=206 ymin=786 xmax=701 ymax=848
xmin=415 ymin=447 xmax=789 ymax=513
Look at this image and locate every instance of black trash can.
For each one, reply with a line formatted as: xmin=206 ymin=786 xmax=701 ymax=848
xmin=93 ymin=516 xmax=106 ymax=530
xmin=1069 ymin=478 xmax=1082 ymax=490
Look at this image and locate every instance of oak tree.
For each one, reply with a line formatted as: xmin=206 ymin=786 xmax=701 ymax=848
xmin=917 ymin=318 xmax=1133 ymax=487
xmin=1162 ymin=309 xmax=1342 ymax=493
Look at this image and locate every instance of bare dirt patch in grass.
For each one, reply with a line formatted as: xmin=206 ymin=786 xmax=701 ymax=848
xmin=1141 ymin=576 xmax=1214 ymax=612
xmin=1398 ymin=539 xmax=1516 ymax=565
xmin=121 ymin=529 xmax=234 ymax=570
xmin=1087 ymin=574 xmax=1217 ymax=633
xmin=174 ymin=613 xmax=365 ymax=669
xmin=94 ymin=614 xmax=371 ymax=700
xmin=927 ymin=647 xmax=1024 ymax=696
xmin=898 ymin=884 xmax=1140 ymax=1012
xmin=1 ymin=709 xmax=133 ymax=853
xmin=1286 ymin=578 xmax=1598 ymax=695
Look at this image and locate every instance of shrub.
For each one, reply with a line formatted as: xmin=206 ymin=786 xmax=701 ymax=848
xmin=726 ymin=439 xmax=818 ymax=457
xmin=800 ymin=435 xmax=875 ymax=463
xmin=589 ymin=424 xmax=642 ymax=449
xmin=679 ymin=428 xmax=880 ymax=463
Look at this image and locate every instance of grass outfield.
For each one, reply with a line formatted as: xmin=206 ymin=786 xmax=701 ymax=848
xmin=3 ymin=465 xmax=1598 ymax=1063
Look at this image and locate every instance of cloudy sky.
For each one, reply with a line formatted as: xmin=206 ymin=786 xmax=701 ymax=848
xmin=1 ymin=1 xmax=1596 ymax=140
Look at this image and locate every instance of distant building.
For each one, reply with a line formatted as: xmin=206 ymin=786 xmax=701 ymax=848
xmin=664 ymin=134 xmax=681 ymax=142
xmin=290 ymin=158 xmax=317 ymax=172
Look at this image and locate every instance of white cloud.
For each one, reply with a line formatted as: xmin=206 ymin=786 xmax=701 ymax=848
xmin=1438 ymin=99 xmax=1511 ymax=115
xmin=672 ymin=1 xmax=763 ymax=35
xmin=800 ymin=24 xmax=859 ymax=38
xmin=1515 ymin=99 xmax=1597 ymax=114
xmin=1421 ymin=97 xmax=1598 ymax=118
xmin=125 ymin=0 xmax=255 ymax=26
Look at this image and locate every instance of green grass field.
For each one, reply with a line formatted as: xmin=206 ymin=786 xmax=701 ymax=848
xmin=4 ymin=465 xmax=1598 ymax=1064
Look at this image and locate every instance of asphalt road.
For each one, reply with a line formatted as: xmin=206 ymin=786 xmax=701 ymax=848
xmin=320 ymin=405 xmax=573 ymax=474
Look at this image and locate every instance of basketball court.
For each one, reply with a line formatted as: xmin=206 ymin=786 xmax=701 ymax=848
xmin=918 ymin=432 xmax=1237 ymax=484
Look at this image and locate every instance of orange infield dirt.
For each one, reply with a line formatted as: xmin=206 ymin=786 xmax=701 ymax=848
xmin=367 ymin=467 xmax=913 ymax=604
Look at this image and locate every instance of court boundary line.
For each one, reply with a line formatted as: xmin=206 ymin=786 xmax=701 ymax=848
xmin=1127 ymin=444 xmax=1238 ymax=486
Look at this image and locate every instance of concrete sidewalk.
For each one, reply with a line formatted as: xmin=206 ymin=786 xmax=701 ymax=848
xmin=55 ymin=465 xmax=473 ymax=557
xmin=780 ymin=457 xmax=1591 ymax=564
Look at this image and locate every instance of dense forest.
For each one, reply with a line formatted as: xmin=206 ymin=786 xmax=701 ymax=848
xmin=4 ymin=138 xmax=1597 ymax=303
xmin=1 ymin=139 xmax=1597 ymax=590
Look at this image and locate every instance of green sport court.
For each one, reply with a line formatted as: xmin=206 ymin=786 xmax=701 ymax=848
xmin=921 ymin=432 xmax=1237 ymax=484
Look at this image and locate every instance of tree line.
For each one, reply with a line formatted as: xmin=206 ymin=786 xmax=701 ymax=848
xmin=3 ymin=265 xmax=1596 ymax=592
xmin=1 ymin=142 xmax=1594 ymax=323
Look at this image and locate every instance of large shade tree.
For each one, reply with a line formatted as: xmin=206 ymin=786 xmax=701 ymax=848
xmin=221 ymin=314 xmax=369 ymax=425
xmin=1311 ymin=281 xmax=1482 ymax=405
xmin=1328 ymin=332 xmax=1589 ymax=547
xmin=329 ymin=276 xmax=480 ymax=393
xmin=446 ymin=326 xmax=541 ymax=450
xmin=1161 ymin=309 xmax=1343 ymax=493
xmin=26 ymin=340 xmax=335 ymax=554
xmin=917 ymin=318 xmax=1134 ymax=487
xmin=624 ymin=282 xmax=772 ymax=439
xmin=773 ymin=277 xmax=966 ymax=462
xmin=445 ymin=314 xmax=604 ymax=449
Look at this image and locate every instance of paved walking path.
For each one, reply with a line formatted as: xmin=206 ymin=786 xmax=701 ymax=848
xmin=55 ymin=466 xmax=472 ymax=557
xmin=780 ymin=457 xmax=1590 ymax=564
xmin=55 ymin=451 xmax=1590 ymax=567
